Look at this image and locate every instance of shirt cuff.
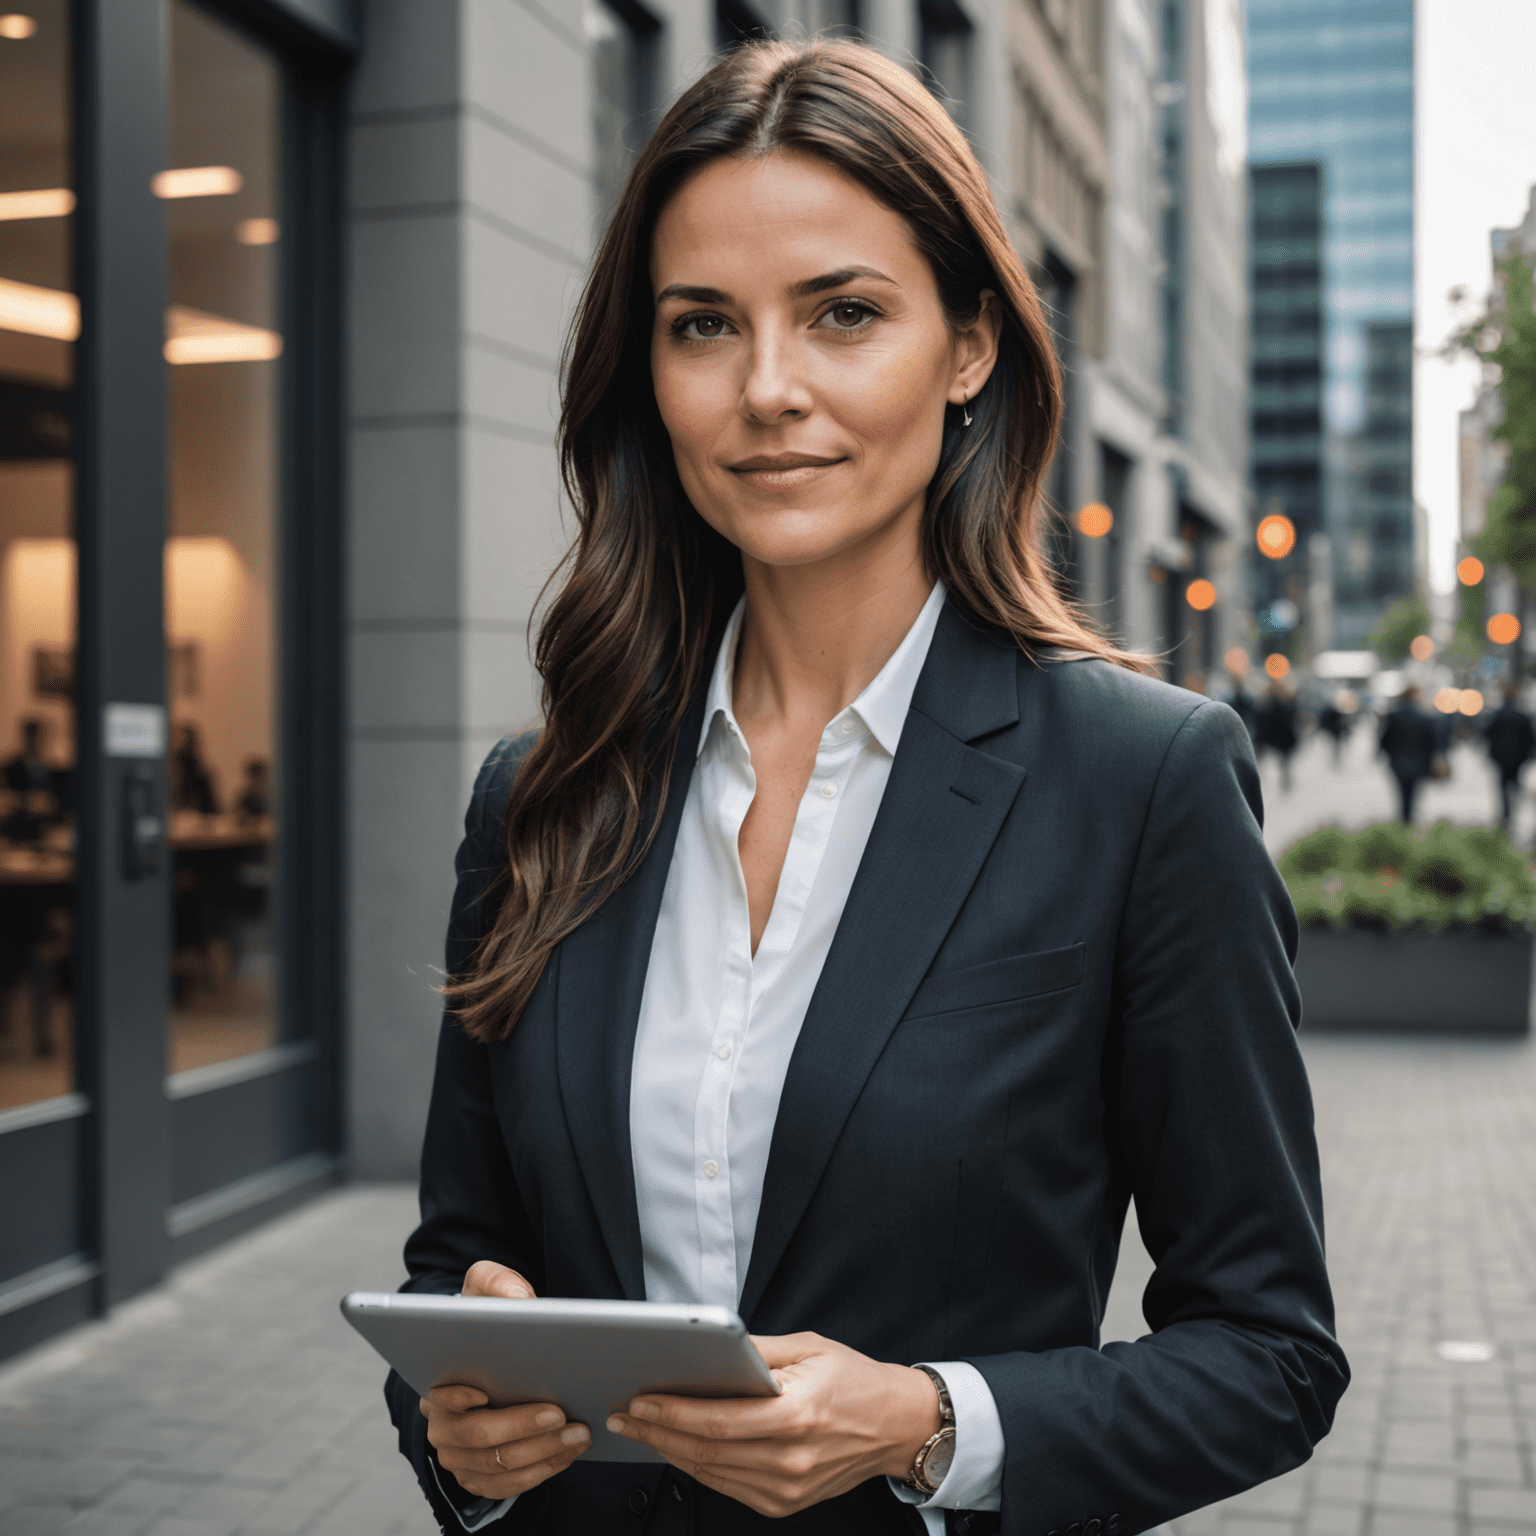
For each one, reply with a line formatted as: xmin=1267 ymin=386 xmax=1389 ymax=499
xmin=885 ymin=1360 xmax=1004 ymax=1513
xmin=429 ymin=1452 xmax=516 ymax=1531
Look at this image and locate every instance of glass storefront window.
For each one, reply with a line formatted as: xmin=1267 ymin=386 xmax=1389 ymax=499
xmin=0 ymin=1 xmax=76 ymax=1112
xmin=164 ymin=0 xmax=284 ymax=1075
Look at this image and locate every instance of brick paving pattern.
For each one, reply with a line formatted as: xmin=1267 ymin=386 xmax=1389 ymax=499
xmin=1 ymin=725 xmax=1532 ymax=1535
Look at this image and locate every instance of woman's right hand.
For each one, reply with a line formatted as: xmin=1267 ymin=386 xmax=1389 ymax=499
xmin=419 ymin=1262 xmax=591 ymax=1499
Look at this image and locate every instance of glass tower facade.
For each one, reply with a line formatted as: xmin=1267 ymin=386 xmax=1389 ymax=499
xmin=1246 ymin=0 xmax=1414 ymax=649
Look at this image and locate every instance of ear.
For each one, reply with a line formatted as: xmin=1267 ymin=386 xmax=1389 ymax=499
xmin=947 ymin=290 xmax=1003 ymax=406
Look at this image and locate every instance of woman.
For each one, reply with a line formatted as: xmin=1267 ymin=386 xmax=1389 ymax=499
xmin=387 ymin=38 xmax=1346 ymax=1536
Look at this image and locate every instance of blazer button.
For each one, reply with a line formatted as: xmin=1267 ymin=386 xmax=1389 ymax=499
xmin=1085 ymin=1522 xmax=1102 ymax=1535
xmin=627 ymin=1487 xmax=649 ymax=1514
xmin=1105 ymin=1517 xmax=1124 ymax=1536
xmin=1065 ymin=1525 xmax=1083 ymax=1536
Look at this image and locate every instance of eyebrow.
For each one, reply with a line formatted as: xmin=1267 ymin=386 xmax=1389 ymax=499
xmin=654 ymin=265 xmax=899 ymax=306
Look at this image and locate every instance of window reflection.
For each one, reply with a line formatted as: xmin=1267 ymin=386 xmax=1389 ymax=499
xmin=0 ymin=0 xmax=75 ymax=1112
xmin=165 ymin=1 xmax=282 ymax=1075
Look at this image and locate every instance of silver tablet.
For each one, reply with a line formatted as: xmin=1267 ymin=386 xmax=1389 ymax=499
xmin=341 ymin=1291 xmax=781 ymax=1463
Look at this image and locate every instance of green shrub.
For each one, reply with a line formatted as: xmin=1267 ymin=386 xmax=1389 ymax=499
xmin=1278 ymin=821 xmax=1536 ymax=933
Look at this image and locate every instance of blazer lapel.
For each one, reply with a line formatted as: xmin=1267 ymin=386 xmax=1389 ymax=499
xmin=555 ymin=692 xmax=704 ymax=1301
xmin=738 ymin=607 xmax=1027 ymax=1322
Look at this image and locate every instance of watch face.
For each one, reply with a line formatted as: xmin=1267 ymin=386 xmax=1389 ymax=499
xmin=923 ymin=1428 xmax=956 ymax=1488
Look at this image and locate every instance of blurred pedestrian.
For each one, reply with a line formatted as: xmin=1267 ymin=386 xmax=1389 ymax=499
xmin=1258 ymin=682 xmax=1299 ymax=791
xmin=1217 ymin=673 xmax=1258 ymax=743
xmin=171 ymin=723 xmax=219 ymax=815
xmin=1378 ymin=684 xmax=1439 ymax=824
xmin=1317 ymin=693 xmax=1353 ymax=767
xmin=1483 ymin=684 xmax=1536 ymax=828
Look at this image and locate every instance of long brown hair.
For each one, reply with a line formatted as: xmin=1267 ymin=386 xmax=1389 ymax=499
xmin=450 ymin=37 xmax=1150 ymax=1043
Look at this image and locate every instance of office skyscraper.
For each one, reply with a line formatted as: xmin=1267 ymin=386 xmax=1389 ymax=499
xmin=1247 ymin=0 xmax=1414 ymax=650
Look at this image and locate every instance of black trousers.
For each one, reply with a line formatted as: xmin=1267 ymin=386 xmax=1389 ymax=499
xmin=1395 ymin=771 xmax=1419 ymax=824
xmin=1500 ymin=769 xmax=1521 ymax=826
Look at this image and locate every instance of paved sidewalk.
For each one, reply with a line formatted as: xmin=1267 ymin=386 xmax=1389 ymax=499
xmin=0 ymin=1186 xmax=426 ymax=1536
xmin=3 ymin=1043 xmax=1535 ymax=1536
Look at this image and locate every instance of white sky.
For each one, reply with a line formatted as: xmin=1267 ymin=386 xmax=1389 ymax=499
xmin=1415 ymin=0 xmax=1536 ymax=592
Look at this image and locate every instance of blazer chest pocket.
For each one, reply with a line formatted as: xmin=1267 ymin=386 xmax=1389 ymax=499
xmin=904 ymin=941 xmax=1085 ymax=1020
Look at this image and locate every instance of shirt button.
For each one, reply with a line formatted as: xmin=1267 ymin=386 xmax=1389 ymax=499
xmin=818 ymin=781 xmax=837 ymax=799
xmin=717 ymin=1044 xmax=731 ymax=1060
xmin=840 ymin=720 xmax=855 ymax=735
xmin=703 ymin=1159 xmax=719 ymax=1178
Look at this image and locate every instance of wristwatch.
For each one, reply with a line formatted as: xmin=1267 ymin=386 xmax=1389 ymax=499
xmin=905 ymin=1364 xmax=956 ymax=1496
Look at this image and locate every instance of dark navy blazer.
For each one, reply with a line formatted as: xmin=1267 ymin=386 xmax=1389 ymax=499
xmin=387 ymin=601 xmax=1348 ymax=1536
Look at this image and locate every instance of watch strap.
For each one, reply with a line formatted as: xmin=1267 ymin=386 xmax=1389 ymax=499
xmin=906 ymin=1366 xmax=957 ymax=1496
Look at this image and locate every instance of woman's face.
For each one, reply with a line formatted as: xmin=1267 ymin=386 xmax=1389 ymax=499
xmin=649 ymin=151 xmax=997 ymax=577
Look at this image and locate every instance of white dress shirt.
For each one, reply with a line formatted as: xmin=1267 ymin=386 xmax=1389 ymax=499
xmin=442 ymin=581 xmax=1004 ymax=1531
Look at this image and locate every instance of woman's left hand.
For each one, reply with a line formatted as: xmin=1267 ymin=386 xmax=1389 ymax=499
xmin=605 ymin=1332 xmax=940 ymax=1517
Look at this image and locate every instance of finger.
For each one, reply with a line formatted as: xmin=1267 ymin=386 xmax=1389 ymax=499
xmin=747 ymin=1331 xmax=821 ymax=1369
xmin=428 ymin=1400 xmax=567 ymax=1450
xmin=423 ymin=1384 xmax=490 ymax=1416
xmin=462 ymin=1261 xmax=536 ymax=1300
xmin=444 ymin=1438 xmax=590 ymax=1500
xmin=623 ymin=1390 xmax=799 ymax=1440
xmin=607 ymin=1413 xmax=783 ymax=1470
xmin=447 ymin=1424 xmax=592 ymax=1481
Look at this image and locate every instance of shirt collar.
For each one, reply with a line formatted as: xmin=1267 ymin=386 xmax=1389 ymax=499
xmin=696 ymin=580 xmax=947 ymax=760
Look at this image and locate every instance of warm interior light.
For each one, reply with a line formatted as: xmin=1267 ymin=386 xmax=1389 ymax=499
xmin=1185 ymin=578 xmax=1216 ymax=612
xmin=237 ymin=217 xmax=279 ymax=246
xmin=0 ymin=275 xmax=79 ymax=340
xmin=1076 ymin=502 xmax=1113 ymax=539
xmin=1263 ymin=653 xmax=1291 ymax=680
xmin=1457 ymin=556 xmax=1485 ymax=586
xmin=0 ymin=14 xmax=38 ymax=39
xmin=165 ymin=537 xmax=242 ymax=642
xmin=1409 ymin=634 xmax=1434 ymax=662
xmin=1487 ymin=613 xmax=1522 ymax=646
xmin=164 ymin=304 xmax=282 ymax=364
xmin=1256 ymin=513 xmax=1296 ymax=560
xmin=6 ymin=538 xmax=75 ymax=647
xmin=1458 ymin=688 xmax=1485 ymax=716
xmin=1433 ymin=687 xmax=1461 ymax=714
xmin=152 ymin=165 xmax=243 ymax=199
xmin=0 ymin=187 xmax=74 ymax=221
xmin=1223 ymin=646 xmax=1249 ymax=676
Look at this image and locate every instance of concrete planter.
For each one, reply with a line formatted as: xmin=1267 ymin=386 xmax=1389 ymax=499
xmin=1295 ymin=927 xmax=1533 ymax=1034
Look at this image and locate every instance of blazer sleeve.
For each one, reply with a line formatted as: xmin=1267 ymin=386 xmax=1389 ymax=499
xmin=385 ymin=731 xmax=545 ymax=1533
xmin=967 ymin=701 xmax=1349 ymax=1536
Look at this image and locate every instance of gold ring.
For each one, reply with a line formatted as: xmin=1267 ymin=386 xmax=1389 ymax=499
xmin=494 ymin=1447 xmax=505 ymax=1469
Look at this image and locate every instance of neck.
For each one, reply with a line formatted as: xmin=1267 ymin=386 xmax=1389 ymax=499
xmin=731 ymin=535 xmax=934 ymax=732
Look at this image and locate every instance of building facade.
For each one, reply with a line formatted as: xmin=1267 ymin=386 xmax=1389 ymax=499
xmin=1246 ymin=0 xmax=1414 ymax=652
xmin=0 ymin=0 xmax=1250 ymax=1362
xmin=1064 ymin=0 xmax=1250 ymax=686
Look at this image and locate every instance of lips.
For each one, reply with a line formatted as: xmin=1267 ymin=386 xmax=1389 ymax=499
xmin=728 ymin=453 xmax=847 ymax=490
xmin=729 ymin=453 xmax=843 ymax=472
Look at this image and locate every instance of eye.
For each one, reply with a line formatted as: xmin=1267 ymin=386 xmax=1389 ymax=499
xmin=673 ymin=311 xmax=732 ymax=341
xmin=818 ymin=301 xmax=878 ymax=332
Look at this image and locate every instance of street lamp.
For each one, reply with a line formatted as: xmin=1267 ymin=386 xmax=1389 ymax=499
xmin=1487 ymin=613 xmax=1521 ymax=646
xmin=1457 ymin=556 xmax=1485 ymax=586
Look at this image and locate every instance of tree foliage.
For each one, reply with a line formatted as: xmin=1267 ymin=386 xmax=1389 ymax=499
xmin=1369 ymin=594 xmax=1430 ymax=664
xmin=1456 ymin=255 xmax=1536 ymax=586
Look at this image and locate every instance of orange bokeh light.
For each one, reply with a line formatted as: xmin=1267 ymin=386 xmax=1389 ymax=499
xmin=1457 ymin=556 xmax=1485 ymax=586
xmin=1409 ymin=634 xmax=1434 ymax=661
xmin=1224 ymin=646 xmax=1250 ymax=676
xmin=1487 ymin=612 xmax=1522 ymax=646
xmin=1076 ymin=503 xmax=1114 ymax=538
xmin=1256 ymin=514 xmax=1296 ymax=560
xmin=1459 ymin=688 xmax=1485 ymax=716
xmin=1185 ymin=578 xmax=1217 ymax=611
xmin=1263 ymin=653 xmax=1291 ymax=680
xmin=1433 ymin=687 xmax=1461 ymax=714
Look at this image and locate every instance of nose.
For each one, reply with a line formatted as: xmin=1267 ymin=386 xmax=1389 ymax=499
xmin=738 ymin=327 xmax=813 ymax=425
